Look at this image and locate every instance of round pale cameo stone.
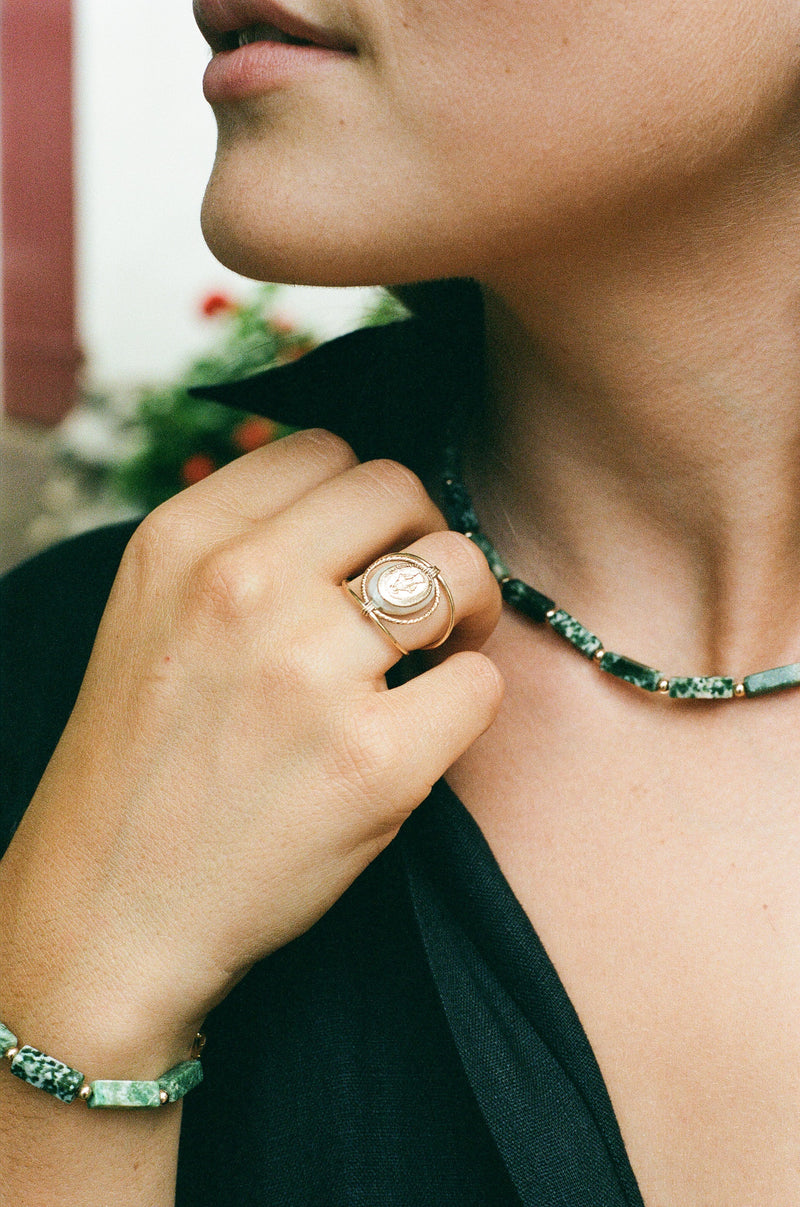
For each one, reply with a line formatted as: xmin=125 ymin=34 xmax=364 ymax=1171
xmin=368 ymin=560 xmax=435 ymax=616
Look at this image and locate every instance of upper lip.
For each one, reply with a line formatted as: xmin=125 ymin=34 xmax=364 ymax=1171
xmin=193 ymin=0 xmax=356 ymax=53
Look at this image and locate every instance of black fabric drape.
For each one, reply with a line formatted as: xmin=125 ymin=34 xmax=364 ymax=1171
xmin=189 ymin=315 xmax=483 ymax=479
xmin=402 ymin=782 xmax=644 ymax=1206
xmin=1 ymin=318 xmax=645 ymax=1204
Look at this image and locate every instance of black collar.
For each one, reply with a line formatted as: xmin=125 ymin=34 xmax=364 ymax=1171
xmin=189 ymin=316 xmax=483 ymax=478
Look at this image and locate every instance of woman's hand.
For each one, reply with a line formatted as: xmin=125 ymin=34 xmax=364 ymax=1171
xmin=0 ymin=429 xmax=503 ymax=1071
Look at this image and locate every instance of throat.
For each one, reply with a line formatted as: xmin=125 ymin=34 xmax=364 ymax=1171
xmin=471 ymin=229 xmax=800 ymax=673
xmin=442 ymin=440 xmax=800 ymax=700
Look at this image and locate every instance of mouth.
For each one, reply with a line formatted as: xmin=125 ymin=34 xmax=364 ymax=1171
xmin=194 ymin=1 xmax=357 ymax=56
xmin=229 ymin=23 xmax=316 ymax=49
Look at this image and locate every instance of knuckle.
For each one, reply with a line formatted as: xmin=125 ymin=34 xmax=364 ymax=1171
xmin=296 ymin=428 xmax=359 ymax=472
xmin=441 ymin=531 xmax=494 ymax=582
xmin=122 ymin=506 xmax=193 ymax=586
xmin=359 ymin=459 xmax=434 ymax=515
xmin=130 ymin=503 xmax=188 ymax=558
xmin=190 ymin=541 xmax=263 ymax=622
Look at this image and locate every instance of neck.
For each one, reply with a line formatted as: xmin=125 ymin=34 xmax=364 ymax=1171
xmin=467 ymin=171 xmax=800 ymax=676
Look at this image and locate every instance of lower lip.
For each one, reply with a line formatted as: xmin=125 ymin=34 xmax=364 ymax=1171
xmin=202 ymin=41 xmax=352 ymax=102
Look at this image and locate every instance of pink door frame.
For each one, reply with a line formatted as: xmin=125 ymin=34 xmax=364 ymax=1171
xmin=2 ymin=0 xmax=80 ymax=426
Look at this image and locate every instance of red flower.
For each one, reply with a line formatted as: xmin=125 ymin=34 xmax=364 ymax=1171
xmin=232 ymin=416 xmax=277 ymax=453
xmin=181 ymin=453 xmax=217 ymax=485
xmin=200 ymin=291 xmax=237 ymax=318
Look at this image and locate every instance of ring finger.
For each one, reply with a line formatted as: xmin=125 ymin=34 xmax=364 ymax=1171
xmin=342 ymin=530 xmax=502 ymax=676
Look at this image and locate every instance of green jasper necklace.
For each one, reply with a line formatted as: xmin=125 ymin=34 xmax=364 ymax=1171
xmin=439 ymin=446 xmax=800 ymax=702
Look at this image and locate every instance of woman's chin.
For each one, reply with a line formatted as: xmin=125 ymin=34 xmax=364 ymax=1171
xmin=199 ymin=186 xmax=449 ymax=290
xmin=201 ymin=196 xmax=337 ymax=286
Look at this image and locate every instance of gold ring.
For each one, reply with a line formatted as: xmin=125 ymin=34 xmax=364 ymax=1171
xmin=344 ymin=552 xmax=456 ymax=655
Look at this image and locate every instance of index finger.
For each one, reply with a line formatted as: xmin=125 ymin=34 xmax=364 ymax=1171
xmin=161 ymin=427 xmax=359 ymax=534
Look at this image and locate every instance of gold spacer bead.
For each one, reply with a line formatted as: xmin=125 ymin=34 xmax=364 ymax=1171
xmin=734 ymin=683 xmax=746 ymax=699
xmin=159 ymin=1090 xmax=170 ymax=1105
xmin=464 ymin=531 xmax=474 ymax=539
xmin=79 ymin=1084 xmax=93 ymax=1103
xmin=657 ymin=679 xmax=670 ymax=694
xmin=5 ymin=1047 xmax=19 ymax=1061
xmin=546 ymin=609 xmax=557 ymax=621
xmin=593 ymin=648 xmax=606 ymax=665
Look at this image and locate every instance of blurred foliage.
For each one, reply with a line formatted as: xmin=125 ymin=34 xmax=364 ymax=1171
xmin=107 ymin=284 xmax=407 ymax=511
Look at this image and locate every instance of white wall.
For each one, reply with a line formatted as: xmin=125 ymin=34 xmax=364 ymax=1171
xmin=75 ymin=0 xmax=375 ymax=390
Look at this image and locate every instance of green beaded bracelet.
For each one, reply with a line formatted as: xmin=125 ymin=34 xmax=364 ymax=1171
xmin=0 ymin=1019 xmax=205 ymax=1107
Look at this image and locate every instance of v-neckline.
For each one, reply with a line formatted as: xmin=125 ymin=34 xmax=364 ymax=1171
xmin=399 ymin=778 xmax=645 ymax=1207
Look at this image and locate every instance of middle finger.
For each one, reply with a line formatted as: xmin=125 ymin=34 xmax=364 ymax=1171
xmin=341 ymin=529 xmax=502 ymax=676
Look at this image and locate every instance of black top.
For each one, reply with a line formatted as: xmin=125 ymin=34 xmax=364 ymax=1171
xmin=0 ymin=318 xmax=645 ymax=1205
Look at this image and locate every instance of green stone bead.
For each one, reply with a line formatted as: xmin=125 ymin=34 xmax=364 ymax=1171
xmin=668 ymin=676 xmax=735 ymax=700
xmin=600 ymin=651 xmax=662 ymax=693
xmin=547 ymin=610 xmax=603 ymax=660
xmin=501 ymin=578 xmax=555 ymax=624
xmin=87 ymin=1079 xmax=163 ymax=1108
xmin=0 ymin=1022 xmax=18 ymax=1057
xmin=743 ymin=662 xmax=800 ymax=698
xmin=440 ymin=475 xmax=480 ymax=534
xmin=10 ymin=1045 xmax=84 ymax=1103
xmin=158 ymin=1059 xmax=204 ymax=1102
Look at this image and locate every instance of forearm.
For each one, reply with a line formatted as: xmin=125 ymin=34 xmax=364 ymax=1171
xmin=0 ymin=810 xmax=190 ymax=1207
xmin=0 ymin=433 xmax=504 ymax=1203
xmin=0 ymin=1067 xmax=182 ymax=1207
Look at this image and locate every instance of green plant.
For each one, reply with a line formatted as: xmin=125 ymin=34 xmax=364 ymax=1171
xmin=112 ymin=285 xmax=314 ymax=511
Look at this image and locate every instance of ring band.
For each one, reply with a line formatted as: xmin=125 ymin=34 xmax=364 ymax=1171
xmin=344 ymin=552 xmax=456 ymax=655
xmin=342 ymin=583 xmax=410 ymax=656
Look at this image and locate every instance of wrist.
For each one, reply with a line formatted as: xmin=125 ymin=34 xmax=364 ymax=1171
xmin=0 ymin=994 xmax=203 ymax=1081
xmin=0 ymin=810 xmax=208 ymax=1078
xmin=0 ymin=903 xmax=205 ymax=1085
xmin=0 ymin=1019 xmax=204 ymax=1108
